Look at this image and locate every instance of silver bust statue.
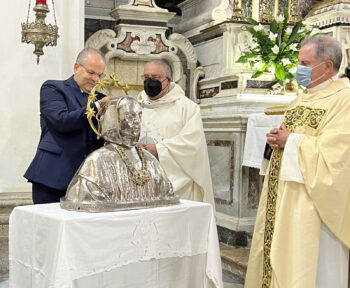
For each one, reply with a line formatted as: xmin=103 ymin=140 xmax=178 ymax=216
xmin=60 ymin=96 xmax=178 ymax=212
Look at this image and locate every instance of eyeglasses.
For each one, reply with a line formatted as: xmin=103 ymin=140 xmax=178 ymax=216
xmin=140 ymin=74 xmax=166 ymax=81
xmin=79 ymin=63 xmax=105 ymax=79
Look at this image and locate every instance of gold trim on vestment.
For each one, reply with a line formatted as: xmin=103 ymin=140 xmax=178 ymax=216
xmin=262 ymin=105 xmax=326 ymax=287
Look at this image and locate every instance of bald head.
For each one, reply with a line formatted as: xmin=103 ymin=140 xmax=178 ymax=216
xmin=301 ymin=36 xmax=342 ymax=72
xmin=76 ymin=47 xmax=106 ymax=66
xmin=145 ymin=59 xmax=173 ymax=79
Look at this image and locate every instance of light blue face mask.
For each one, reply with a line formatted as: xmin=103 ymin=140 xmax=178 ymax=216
xmin=295 ymin=62 xmax=325 ymax=87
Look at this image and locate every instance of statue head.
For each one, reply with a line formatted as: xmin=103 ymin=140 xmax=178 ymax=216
xmin=100 ymin=96 xmax=142 ymax=147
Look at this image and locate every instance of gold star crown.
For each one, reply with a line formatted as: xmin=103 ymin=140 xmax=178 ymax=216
xmin=86 ymin=74 xmax=129 ymax=138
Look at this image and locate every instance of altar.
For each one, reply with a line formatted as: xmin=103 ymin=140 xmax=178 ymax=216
xmin=9 ymin=200 xmax=223 ymax=288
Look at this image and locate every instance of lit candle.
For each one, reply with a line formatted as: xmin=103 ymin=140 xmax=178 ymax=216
xmin=36 ymin=0 xmax=47 ymax=4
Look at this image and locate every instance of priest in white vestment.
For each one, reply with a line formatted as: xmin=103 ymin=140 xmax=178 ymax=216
xmin=245 ymin=36 xmax=350 ymax=288
xmin=138 ymin=59 xmax=215 ymax=208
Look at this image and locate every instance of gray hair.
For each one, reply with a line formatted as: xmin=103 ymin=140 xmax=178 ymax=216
xmin=146 ymin=59 xmax=173 ymax=78
xmin=76 ymin=47 xmax=106 ymax=65
xmin=301 ymin=36 xmax=342 ymax=72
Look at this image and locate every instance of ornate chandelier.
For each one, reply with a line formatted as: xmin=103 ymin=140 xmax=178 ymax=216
xmin=21 ymin=0 xmax=59 ymax=64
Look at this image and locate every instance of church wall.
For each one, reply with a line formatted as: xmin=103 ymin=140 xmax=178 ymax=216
xmin=0 ymin=0 xmax=85 ymax=275
xmin=175 ymin=0 xmax=229 ymax=37
xmin=0 ymin=0 xmax=85 ymax=195
xmin=194 ymin=37 xmax=223 ymax=79
xmin=106 ymin=58 xmax=146 ymax=98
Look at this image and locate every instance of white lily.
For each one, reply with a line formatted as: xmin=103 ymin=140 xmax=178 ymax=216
xmin=251 ymin=41 xmax=259 ymax=49
xmin=281 ymin=58 xmax=291 ymax=66
xmin=298 ymin=27 xmax=304 ymax=33
xmin=305 ymin=25 xmax=312 ymax=31
xmin=269 ymin=32 xmax=278 ymax=41
xmin=290 ymin=66 xmax=297 ymax=74
xmin=276 ymin=14 xmax=285 ymax=23
xmin=254 ymin=62 xmax=264 ymax=70
xmin=253 ymin=24 xmax=264 ymax=32
xmin=290 ymin=43 xmax=298 ymax=51
xmin=272 ymin=45 xmax=279 ymax=54
xmin=286 ymin=27 xmax=293 ymax=35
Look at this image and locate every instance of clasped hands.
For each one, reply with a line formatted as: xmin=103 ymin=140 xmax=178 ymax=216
xmin=267 ymin=123 xmax=291 ymax=149
xmin=139 ymin=143 xmax=158 ymax=159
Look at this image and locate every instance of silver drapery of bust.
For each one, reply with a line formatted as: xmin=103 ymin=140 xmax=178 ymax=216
xmin=60 ymin=96 xmax=178 ymax=212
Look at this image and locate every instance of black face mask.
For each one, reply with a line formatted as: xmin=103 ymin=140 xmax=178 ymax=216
xmin=144 ymin=78 xmax=164 ymax=98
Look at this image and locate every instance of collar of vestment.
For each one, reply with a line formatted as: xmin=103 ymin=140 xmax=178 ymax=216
xmin=302 ymin=77 xmax=350 ymax=102
xmin=138 ymin=82 xmax=184 ymax=108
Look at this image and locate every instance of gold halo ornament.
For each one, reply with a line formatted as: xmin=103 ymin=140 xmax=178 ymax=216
xmin=86 ymin=74 xmax=129 ymax=138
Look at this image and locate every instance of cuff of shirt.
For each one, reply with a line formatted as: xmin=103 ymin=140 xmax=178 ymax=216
xmin=94 ymin=101 xmax=101 ymax=111
xmin=280 ymin=133 xmax=304 ymax=183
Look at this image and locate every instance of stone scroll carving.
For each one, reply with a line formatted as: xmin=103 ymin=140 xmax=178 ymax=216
xmin=212 ymin=0 xmax=232 ymax=25
xmin=168 ymin=33 xmax=203 ymax=102
xmin=85 ymin=6 xmax=205 ymax=102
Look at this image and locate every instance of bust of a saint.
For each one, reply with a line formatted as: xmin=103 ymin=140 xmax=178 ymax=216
xmin=60 ymin=96 xmax=178 ymax=212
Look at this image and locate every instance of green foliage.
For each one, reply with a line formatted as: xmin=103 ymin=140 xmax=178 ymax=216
xmin=237 ymin=9 xmax=314 ymax=85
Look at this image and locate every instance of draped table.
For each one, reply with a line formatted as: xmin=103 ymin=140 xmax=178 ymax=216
xmin=242 ymin=113 xmax=284 ymax=170
xmin=9 ymin=200 xmax=223 ymax=288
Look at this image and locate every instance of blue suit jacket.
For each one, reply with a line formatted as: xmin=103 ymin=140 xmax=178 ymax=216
xmin=24 ymin=76 xmax=104 ymax=191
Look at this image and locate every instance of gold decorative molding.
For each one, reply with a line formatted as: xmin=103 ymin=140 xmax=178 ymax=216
xmin=232 ymin=0 xmax=245 ymax=22
xmin=288 ymin=0 xmax=301 ymax=24
xmin=262 ymin=0 xmax=274 ymax=23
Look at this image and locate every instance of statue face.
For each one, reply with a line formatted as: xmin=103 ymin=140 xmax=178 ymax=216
xmin=119 ymin=110 xmax=142 ymax=146
xmin=100 ymin=97 xmax=142 ymax=147
xmin=117 ymin=98 xmax=142 ymax=147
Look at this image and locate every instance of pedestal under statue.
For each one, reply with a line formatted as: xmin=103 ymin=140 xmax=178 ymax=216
xmin=61 ymin=96 xmax=178 ymax=212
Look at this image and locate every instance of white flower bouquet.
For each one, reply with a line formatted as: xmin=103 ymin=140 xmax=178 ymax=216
xmin=237 ymin=9 xmax=314 ymax=86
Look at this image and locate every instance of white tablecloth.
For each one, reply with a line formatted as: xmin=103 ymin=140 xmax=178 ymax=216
xmin=242 ymin=113 xmax=284 ymax=169
xmin=9 ymin=200 xmax=223 ymax=288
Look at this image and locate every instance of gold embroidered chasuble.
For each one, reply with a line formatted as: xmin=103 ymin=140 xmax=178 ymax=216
xmin=245 ymin=78 xmax=350 ymax=288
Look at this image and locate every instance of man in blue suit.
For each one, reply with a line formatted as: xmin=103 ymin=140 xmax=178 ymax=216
xmin=25 ymin=48 xmax=111 ymax=204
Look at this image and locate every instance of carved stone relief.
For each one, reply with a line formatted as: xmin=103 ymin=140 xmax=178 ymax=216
xmin=86 ymin=8 xmax=203 ymax=101
xmin=212 ymin=0 xmax=232 ymax=25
